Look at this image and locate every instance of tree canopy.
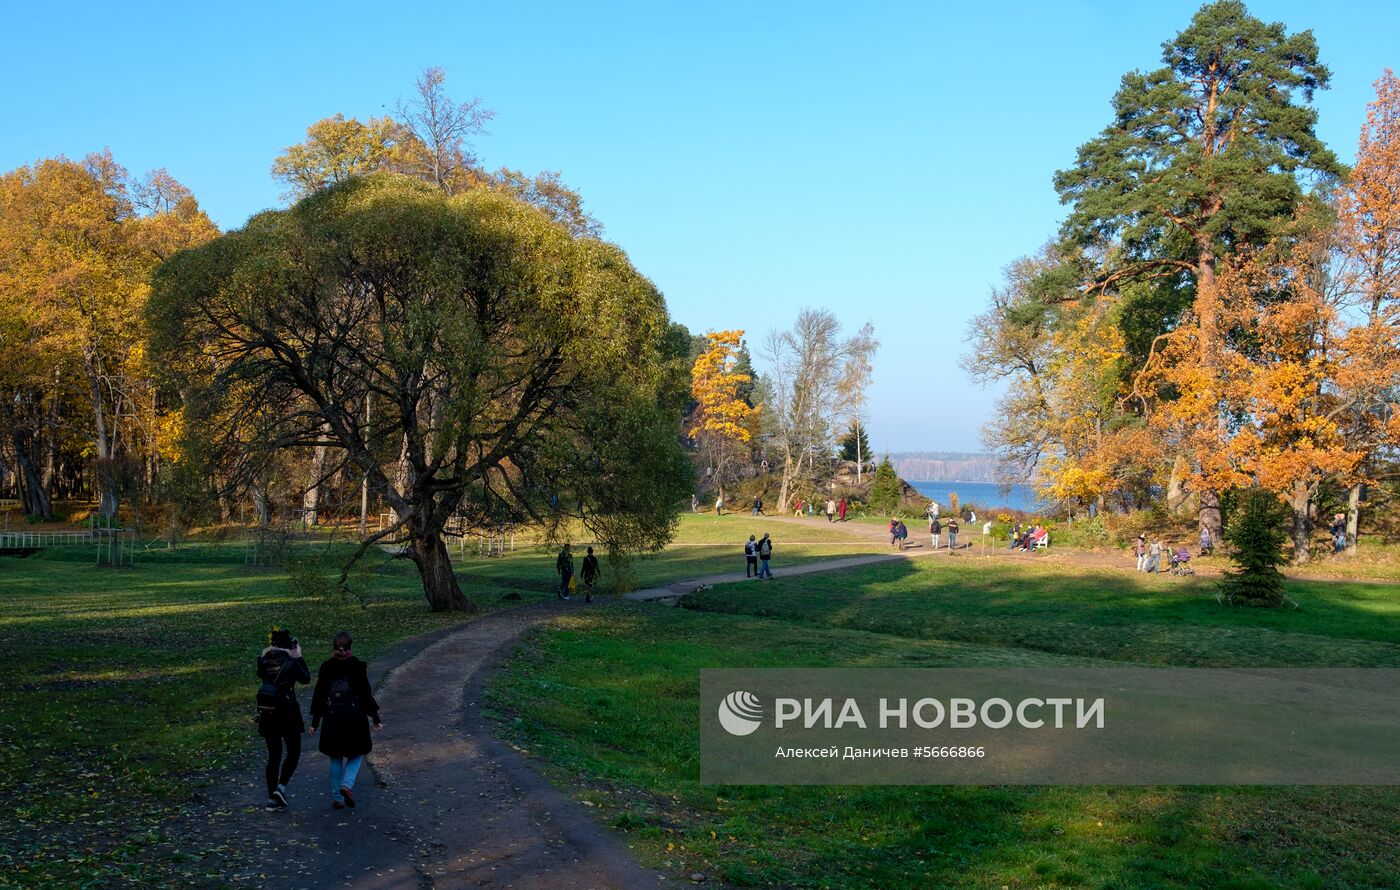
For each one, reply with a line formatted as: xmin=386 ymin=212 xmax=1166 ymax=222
xmin=148 ymin=173 xmax=691 ymax=610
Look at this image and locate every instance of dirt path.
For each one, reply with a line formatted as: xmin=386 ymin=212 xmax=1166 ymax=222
xmin=231 ymin=605 xmax=667 ymax=889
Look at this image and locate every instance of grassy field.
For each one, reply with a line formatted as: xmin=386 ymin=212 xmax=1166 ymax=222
xmin=0 ymin=514 xmax=853 ymax=886
xmin=488 ymin=559 xmax=1400 ymax=888
xmin=455 ymin=512 xmax=883 ymax=591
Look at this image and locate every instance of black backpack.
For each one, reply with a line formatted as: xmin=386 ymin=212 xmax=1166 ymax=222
xmin=328 ymin=677 xmax=359 ymax=718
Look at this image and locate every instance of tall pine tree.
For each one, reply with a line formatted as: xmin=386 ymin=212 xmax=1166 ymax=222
xmin=839 ymin=424 xmax=871 ymax=463
xmin=1054 ymin=0 xmax=1343 ymax=541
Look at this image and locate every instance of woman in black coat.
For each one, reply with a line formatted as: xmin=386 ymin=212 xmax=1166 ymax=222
xmin=309 ymin=631 xmax=382 ymax=809
xmin=256 ymin=628 xmax=310 ymax=811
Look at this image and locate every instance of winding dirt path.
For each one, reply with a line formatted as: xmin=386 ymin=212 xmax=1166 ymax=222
xmin=241 ymin=604 xmax=668 ymax=889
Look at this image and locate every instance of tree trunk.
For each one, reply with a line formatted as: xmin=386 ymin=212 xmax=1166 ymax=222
xmin=777 ymin=453 xmax=794 ymax=513
xmin=1345 ymin=482 xmax=1362 ymax=556
xmin=9 ymin=427 xmax=53 ymax=519
xmin=411 ymin=532 xmax=474 ymax=612
xmin=1166 ymin=455 xmax=1189 ymax=514
xmin=90 ymin=375 xmax=119 ymax=520
xmin=1194 ymin=242 xmax=1224 ymax=544
xmin=1288 ymin=481 xmax=1311 ymax=565
xmin=252 ymin=482 xmax=270 ymax=527
xmin=855 ymin=420 xmax=863 ymax=484
xmin=303 ymin=435 xmax=329 ymax=526
xmin=393 ymin=435 xmax=413 ymax=523
xmin=1198 ymin=488 xmax=1223 ymax=550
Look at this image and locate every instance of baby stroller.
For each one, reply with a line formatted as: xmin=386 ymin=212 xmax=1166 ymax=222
xmin=1169 ymin=549 xmax=1195 ymax=576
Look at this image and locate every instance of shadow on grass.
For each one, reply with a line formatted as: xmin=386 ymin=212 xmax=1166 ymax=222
xmin=679 ymin=558 xmax=1400 ymax=667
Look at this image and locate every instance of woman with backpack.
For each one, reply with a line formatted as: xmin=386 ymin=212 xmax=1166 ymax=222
xmin=257 ymin=628 xmax=311 ymax=811
xmin=310 ymin=631 xmax=382 ymax=809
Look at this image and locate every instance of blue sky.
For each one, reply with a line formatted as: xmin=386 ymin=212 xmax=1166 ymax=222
xmin=4 ymin=1 xmax=1395 ymax=451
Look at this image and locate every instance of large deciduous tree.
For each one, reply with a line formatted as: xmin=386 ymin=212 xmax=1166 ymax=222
xmin=149 ymin=174 xmax=691 ymax=612
xmin=762 ymin=310 xmax=877 ymax=512
xmin=688 ymin=330 xmax=759 ymax=504
xmin=1334 ymin=70 xmax=1400 ymax=551
xmin=1054 ymin=0 xmax=1343 ymax=540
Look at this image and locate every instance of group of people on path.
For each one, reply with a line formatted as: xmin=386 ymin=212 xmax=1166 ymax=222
xmin=744 ymin=533 xmax=775 ymax=578
xmin=925 ymin=515 xmax=961 ymax=550
xmin=554 ymin=543 xmax=601 ymax=601
xmin=693 ymin=491 xmax=854 ymax=523
xmin=256 ymin=629 xmax=382 ymax=813
xmin=1134 ymin=534 xmax=1196 ymax=574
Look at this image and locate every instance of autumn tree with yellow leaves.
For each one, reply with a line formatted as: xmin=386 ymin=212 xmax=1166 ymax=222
xmin=0 ymin=153 xmax=217 ymax=519
xmin=1333 ymin=69 xmax=1400 ymax=552
xmin=688 ymin=330 xmax=759 ymax=505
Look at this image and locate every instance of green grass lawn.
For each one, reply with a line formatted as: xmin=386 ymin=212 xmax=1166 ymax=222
xmin=456 ymin=513 xmax=882 ymax=591
xmin=0 ymin=515 xmax=867 ymax=886
xmin=0 ymin=542 xmax=493 ymax=886
xmin=487 ymin=560 xmax=1400 ymax=888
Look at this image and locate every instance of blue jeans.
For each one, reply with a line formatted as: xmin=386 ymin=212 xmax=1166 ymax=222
xmin=328 ymin=755 xmax=364 ymax=801
xmin=1147 ymin=554 xmax=1160 ymax=573
xmin=949 ymin=532 xmax=957 ymax=549
xmin=758 ymin=558 xmax=772 ymax=578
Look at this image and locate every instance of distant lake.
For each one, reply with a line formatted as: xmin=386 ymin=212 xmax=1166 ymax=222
xmin=908 ymin=481 xmax=1045 ymax=514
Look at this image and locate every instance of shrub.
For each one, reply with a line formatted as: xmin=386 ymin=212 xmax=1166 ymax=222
xmin=867 ymin=457 xmax=901 ymax=515
xmin=1220 ymin=489 xmax=1289 ymax=607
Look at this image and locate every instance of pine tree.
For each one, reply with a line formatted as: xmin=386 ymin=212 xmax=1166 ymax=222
xmin=732 ymin=340 xmax=758 ymax=407
xmin=1055 ymin=0 xmax=1343 ymax=542
xmin=1220 ymin=488 xmax=1289 ymax=607
xmin=839 ymin=424 xmax=871 ymax=463
xmin=868 ymin=456 xmax=901 ymax=515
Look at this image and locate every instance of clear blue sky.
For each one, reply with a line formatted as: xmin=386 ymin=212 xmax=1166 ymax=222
xmin=4 ymin=1 xmax=1395 ymax=452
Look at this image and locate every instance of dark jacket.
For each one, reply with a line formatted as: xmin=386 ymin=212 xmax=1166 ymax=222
xmin=757 ymin=537 xmax=772 ymax=559
xmin=256 ymin=646 xmax=310 ymax=738
xmin=582 ymin=554 xmax=600 ymax=582
xmin=310 ymin=656 xmax=380 ymax=758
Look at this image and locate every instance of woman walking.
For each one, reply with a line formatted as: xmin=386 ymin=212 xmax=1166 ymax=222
xmin=310 ymin=631 xmax=382 ymax=809
xmin=257 ymin=628 xmax=310 ymax=811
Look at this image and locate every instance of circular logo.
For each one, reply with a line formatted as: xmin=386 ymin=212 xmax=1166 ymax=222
xmin=718 ymin=690 xmax=764 ymax=736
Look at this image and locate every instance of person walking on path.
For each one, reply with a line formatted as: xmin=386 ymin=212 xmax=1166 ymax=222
xmin=752 ymin=496 xmax=761 ymax=516
xmin=1200 ymin=525 xmax=1213 ymax=556
xmin=691 ymin=494 xmax=698 ymax=513
xmin=825 ymin=499 xmax=836 ymax=522
xmin=257 ymin=628 xmax=311 ymax=812
xmin=930 ymin=516 xmax=942 ymax=550
xmin=1135 ymin=534 xmax=1147 ymax=572
xmin=837 ymin=498 xmax=847 ymax=521
xmin=555 ymin=544 xmax=574 ymax=600
xmin=893 ymin=519 xmax=909 ymax=551
xmin=309 ymin=631 xmax=382 ymax=810
xmin=581 ymin=546 xmax=600 ymax=603
xmin=756 ymin=533 xmax=773 ymax=578
xmin=745 ymin=535 xmax=759 ymax=578
xmin=715 ymin=495 xmax=724 ymax=516
xmin=947 ymin=518 xmax=959 ymax=550
xmin=1147 ymin=539 xmax=1162 ymax=574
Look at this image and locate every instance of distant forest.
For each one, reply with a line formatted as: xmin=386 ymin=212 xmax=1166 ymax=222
xmin=886 ymin=453 xmax=999 ymax=483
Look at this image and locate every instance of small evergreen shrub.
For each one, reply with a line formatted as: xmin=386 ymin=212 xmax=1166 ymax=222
xmin=867 ymin=457 xmax=902 ymax=515
xmin=1220 ymin=489 xmax=1289 ymax=607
